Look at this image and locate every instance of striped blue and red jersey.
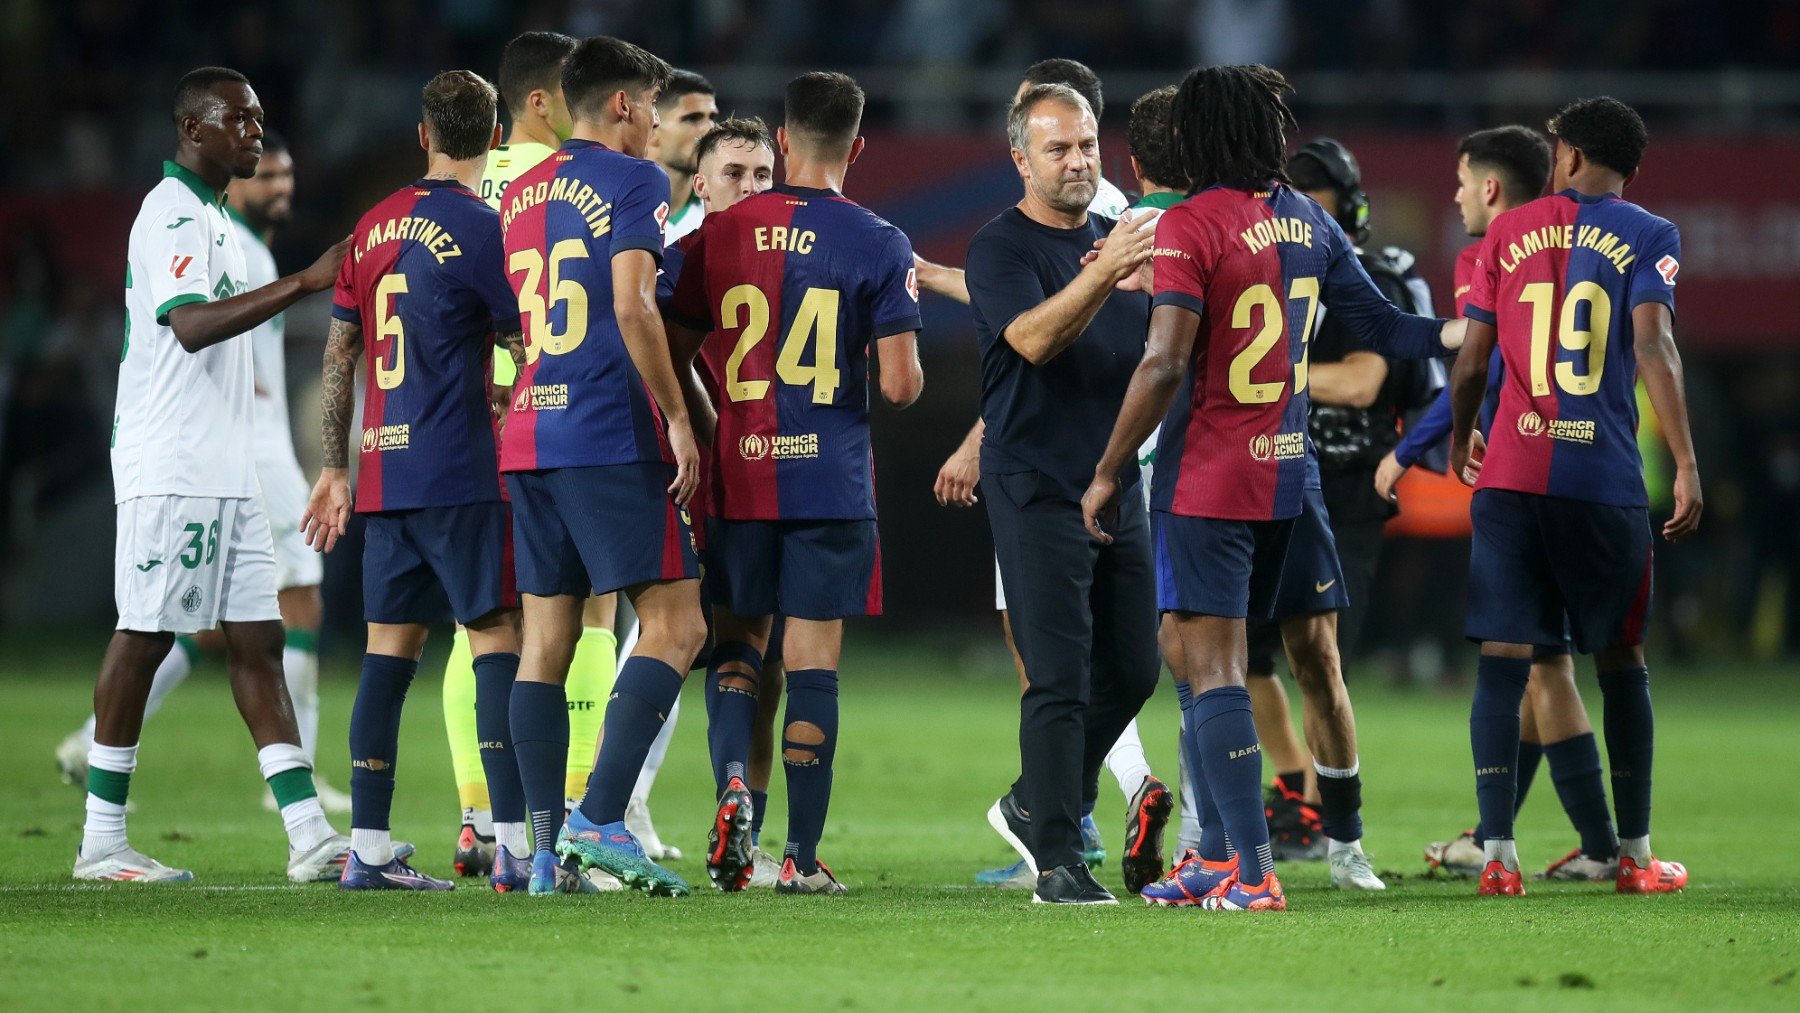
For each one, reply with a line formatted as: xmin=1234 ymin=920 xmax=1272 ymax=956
xmin=1151 ymin=183 xmax=1442 ymax=520
xmin=330 ymin=179 xmax=517 ymax=512
xmin=497 ymin=138 xmax=671 ymax=473
xmin=1464 ymin=189 xmax=1680 ymax=507
xmin=669 ymin=184 xmax=921 ymax=521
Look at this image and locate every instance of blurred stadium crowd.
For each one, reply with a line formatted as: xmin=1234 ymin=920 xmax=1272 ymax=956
xmin=2 ymin=0 xmax=1797 ymax=667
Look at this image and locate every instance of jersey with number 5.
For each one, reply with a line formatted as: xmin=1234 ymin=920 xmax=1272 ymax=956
xmin=669 ymin=184 xmax=921 ymax=520
xmin=1151 ymin=183 xmax=1439 ymax=521
xmin=498 ymin=138 xmax=671 ymax=473
xmin=331 ymin=178 xmax=518 ymax=511
xmin=1465 ymin=190 xmax=1678 ymax=507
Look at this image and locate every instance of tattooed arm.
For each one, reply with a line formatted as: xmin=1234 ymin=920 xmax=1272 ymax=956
xmin=301 ymin=317 xmax=363 ymax=552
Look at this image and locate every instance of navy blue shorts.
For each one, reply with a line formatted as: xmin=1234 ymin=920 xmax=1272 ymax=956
xmin=363 ymin=501 xmax=515 ymax=625
xmin=1467 ymin=488 xmax=1653 ymax=654
xmin=505 ymin=462 xmax=698 ymax=598
xmin=1245 ymin=488 xmax=1351 ymax=673
xmin=704 ymin=518 xmax=881 ymax=621
xmin=1153 ymin=511 xmax=1296 ymax=619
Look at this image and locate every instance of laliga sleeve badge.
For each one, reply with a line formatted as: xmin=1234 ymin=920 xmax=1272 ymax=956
xmin=1656 ymin=255 xmax=1679 ymax=285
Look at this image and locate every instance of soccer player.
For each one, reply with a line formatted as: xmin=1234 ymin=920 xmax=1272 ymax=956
xmin=1081 ymin=64 xmax=1460 ymax=912
xmin=1448 ymin=96 xmax=1699 ymax=897
xmin=499 ymin=36 xmax=705 ymax=898
xmin=1389 ymin=127 xmax=1623 ymax=882
xmin=301 ymin=71 xmax=534 ymax=893
xmin=650 ymin=70 xmax=718 ymax=243
xmin=654 ymin=117 xmax=785 ymax=885
xmin=85 ymin=66 xmax=350 ymax=883
xmin=56 ymin=129 xmax=351 ymax=816
xmin=668 ymin=73 xmax=923 ymax=895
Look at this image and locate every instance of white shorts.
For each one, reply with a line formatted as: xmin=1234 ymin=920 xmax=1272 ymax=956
xmin=115 ymin=495 xmax=281 ymax=634
xmin=257 ymin=447 xmax=322 ymax=589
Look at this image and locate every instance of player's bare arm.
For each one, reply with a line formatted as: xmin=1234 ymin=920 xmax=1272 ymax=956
xmin=490 ymin=329 xmax=526 ymax=429
xmin=1447 ymin=317 xmax=1498 ymax=485
xmin=614 ymin=248 xmax=699 ymax=506
xmin=913 ymin=254 xmax=969 ymax=305
xmin=1307 ymin=350 xmax=1389 ymax=409
xmin=1081 ymin=302 xmax=1199 ymax=542
xmin=1003 ymin=211 xmax=1152 ymax=366
xmin=874 ymin=331 xmax=923 ymax=409
xmin=166 ymin=235 xmax=350 ymax=353
xmin=301 ymin=316 xmax=362 ymax=553
xmin=934 ymin=419 xmax=983 ymax=507
xmin=663 ymin=316 xmax=717 ymax=448
xmin=1633 ymin=301 xmax=1702 ymax=540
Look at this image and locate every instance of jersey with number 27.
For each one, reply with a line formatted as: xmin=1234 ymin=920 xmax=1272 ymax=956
xmin=669 ymin=184 xmax=921 ymax=520
xmin=498 ymin=138 xmax=671 ymax=473
xmin=1464 ymin=190 xmax=1679 ymax=507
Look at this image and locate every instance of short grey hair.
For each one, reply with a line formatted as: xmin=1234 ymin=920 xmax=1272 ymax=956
xmin=1008 ymin=83 xmax=1092 ymax=152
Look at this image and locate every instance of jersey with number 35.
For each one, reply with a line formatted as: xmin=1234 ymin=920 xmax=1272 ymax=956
xmin=1465 ymin=190 xmax=1679 ymax=508
xmin=668 ymin=184 xmax=921 ymax=521
xmin=331 ymin=178 xmax=517 ymax=511
xmin=498 ymin=138 xmax=671 ymax=473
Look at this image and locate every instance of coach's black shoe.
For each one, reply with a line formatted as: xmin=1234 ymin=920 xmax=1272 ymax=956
xmin=1032 ymin=864 xmax=1118 ymax=905
xmin=986 ymin=791 xmax=1036 ymax=875
xmin=1122 ymin=776 xmax=1174 ymax=895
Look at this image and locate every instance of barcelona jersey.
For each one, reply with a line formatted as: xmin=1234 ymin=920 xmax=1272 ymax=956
xmin=330 ymin=179 xmax=518 ymax=511
xmin=669 ymin=184 xmax=921 ymax=521
xmin=1464 ymin=190 xmax=1680 ymax=507
xmin=1150 ymin=183 xmax=1440 ymax=521
xmin=498 ymin=138 xmax=671 ymax=472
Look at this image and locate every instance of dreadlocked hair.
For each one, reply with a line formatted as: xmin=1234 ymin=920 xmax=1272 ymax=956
xmin=1170 ymin=64 xmax=1297 ymax=192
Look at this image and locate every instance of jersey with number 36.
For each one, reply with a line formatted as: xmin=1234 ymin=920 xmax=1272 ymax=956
xmin=668 ymin=184 xmax=920 ymax=521
xmin=1465 ymin=190 xmax=1679 ymax=508
xmin=331 ymin=178 xmax=517 ymax=511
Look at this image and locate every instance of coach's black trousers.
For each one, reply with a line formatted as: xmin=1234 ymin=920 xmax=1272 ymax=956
xmin=986 ymin=469 xmax=1160 ymax=872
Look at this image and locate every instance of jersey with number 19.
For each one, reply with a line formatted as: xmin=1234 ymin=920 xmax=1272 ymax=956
xmin=1464 ymin=190 xmax=1679 ymax=508
xmin=113 ymin=161 xmax=277 ymax=632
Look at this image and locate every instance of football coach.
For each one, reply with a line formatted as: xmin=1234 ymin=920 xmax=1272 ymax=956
xmin=966 ymin=82 xmax=1160 ymax=906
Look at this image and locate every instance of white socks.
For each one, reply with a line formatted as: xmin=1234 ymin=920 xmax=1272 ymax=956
xmin=1483 ymin=837 xmax=1520 ymax=870
xmin=82 ymin=742 xmax=138 ymax=855
xmin=351 ymin=828 xmax=394 ymax=866
xmin=1104 ymin=720 xmax=1153 ymax=802
xmin=1618 ymin=835 xmax=1652 ymax=863
xmin=1328 ymin=837 xmax=1365 ymax=857
xmin=1176 ymin=736 xmax=1201 ymax=854
xmin=283 ymin=643 xmax=320 ymax=763
xmin=1314 ymin=757 xmax=1359 ymax=779
xmin=463 ymin=807 xmax=494 ymax=837
xmin=258 ymin=743 xmax=334 ymax=852
xmin=495 ymin=822 xmax=529 ymax=858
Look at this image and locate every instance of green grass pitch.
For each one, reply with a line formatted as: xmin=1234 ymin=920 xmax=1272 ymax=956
xmin=1 ymin=634 xmax=1795 ymax=1010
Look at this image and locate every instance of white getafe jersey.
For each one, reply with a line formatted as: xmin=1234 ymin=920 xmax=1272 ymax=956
xmin=665 ymin=191 xmax=704 ymax=243
xmin=115 ymin=161 xmax=258 ymax=502
xmin=229 ymin=210 xmax=297 ymax=465
xmin=1091 ymin=176 xmax=1130 ymax=219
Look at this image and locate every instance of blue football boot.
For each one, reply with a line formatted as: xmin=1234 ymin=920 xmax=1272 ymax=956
xmin=527 ymin=849 xmax=600 ymax=895
xmin=338 ymin=851 xmax=454 ymax=891
xmin=490 ymin=844 xmax=532 ymax=893
xmin=1081 ymin=813 xmax=1107 ymax=867
xmin=556 ymin=809 xmax=690 ymax=897
xmin=1141 ymin=850 xmax=1236 ymax=907
xmin=973 ymin=858 xmax=1035 ymax=889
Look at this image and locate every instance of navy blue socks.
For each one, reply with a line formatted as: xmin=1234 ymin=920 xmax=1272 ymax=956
xmin=1178 ymin=683 xmax=1230 ymax=864
xmin=782 ymin=669 xmax=839 ymax=875
xmin=705 ymin=642 xmax=763 ymax=795
xmin=750 ymin=789 xmax=769 ymax=845
xmin=1193 ymin=685 xmax=1271 ymax=884
xmin=348 ymin=653 xmax=417 ymax=832
xmin=1598 ymin=666 xmax=1654 ymax=840
xmin=580 ymin=657 xmax=684 ymax=827
xmin=1470 ymin=654 xmax=1532 ymax=842
xmin=473 ymin=652 xmax=524 ymax=825
xmin=1474 ymin=739 xmax=1541 ymax=846
xmin=509 ymin=680 xmax=568 ymax=854
xmin=1544 ymin=732 xmax=1619 ymax=859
